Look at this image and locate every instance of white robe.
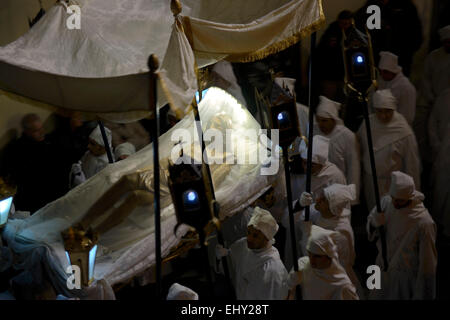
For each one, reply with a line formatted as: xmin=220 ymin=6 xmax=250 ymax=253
xmin=315 ymin=124 xmax=361 ymax=203
xmin=378 ymin=72 xmax=417 ymax=125
xmin=230 ymin=238 xmax=289 ymax=300
xmin=357 ymin=112 xmax=421 ymax=211
xmin=296 ymin=103 xmax=310 ymax=137
xmin=81 ymin=151 xmax=110 ymax=179
xmin=366 ymin=195 xmax=437 ymax=300
xmin=420 ymin=47 xmax=450 ymax=107
xmin=296 ymin=209 xmax=364 ymax=298
xmin=283 ymin=162 xmax=346 ymax=270
xmin=294 ymin=256 xmax=359 ymax=300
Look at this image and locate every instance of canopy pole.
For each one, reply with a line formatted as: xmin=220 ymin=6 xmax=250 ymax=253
xmin=192 ymin=90 xmax=236 ymax=300
xmin=305 ymin=32 xmax=316 ymax=222
xmin=148 ymin=54 xmax=163 ymax=299
xmin=282 ymin=145 xmax=301 ymax=300
xmin=97 ymin=120 xmax=114 ymax=164
xmin=361 ymin=94 xmax=388 ymax=271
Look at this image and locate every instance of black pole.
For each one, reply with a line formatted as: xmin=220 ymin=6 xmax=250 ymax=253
xmin=282 ymin=145 xmax=301 ymax=300
xmin=148 ymin=55 xmax=162 ymax=299
xmin=97 ymin=121 xmax=114 ymax=164
xmin=199 ymin=230 xmax=215 ymax=299
xmin=361 ymin=96 xmax=388 ymax=271
xmin=192 ymin=96 xmax=235 ymax=299
xmin=305 ymin=32 xmax=316 ymax=222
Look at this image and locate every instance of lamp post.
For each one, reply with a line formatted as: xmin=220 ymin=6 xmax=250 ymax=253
xmin=267 ymin=88 xmax=301 ymax=299
xmin=342 ymin=22 xmax=388 ymax=270
xmin=168 ymin=149 xmax=219 ymax=298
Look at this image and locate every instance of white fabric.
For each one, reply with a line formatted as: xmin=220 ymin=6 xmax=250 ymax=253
xmin=114 ymin=142 xmax=136 ymax=159
xmin=378 ymin=72 xmax=417 ymax=125
xmin=315 ymin=123 xmax=361 ymax=203
xmin=316 ymin=96 xmax=343 ymax=124
xmin=323 ymin=184 xmax=356 ymax=217
xmin=389 ymin=171 xmax=416 ymax=200
xmin=80 ymin=152 xmax=110 ymax=180
xmin=420 ymin=47 xmax=450 ymax=107
xmin=90 ymin=125 xmax=112 ymax=148
xmin=439 ymin=25 xmax=450 ymax=41
xmin=357 ymin=112 xmax=421 ymax=211
xmin=167 ymin=283 xmax=199 ymax=300
xmin=366 ymin=195 xmax=437 ymax=299
xmin=312 ymin=208 xmax=363 ymax=298
xmin=291 ymin=256 xmax=358 ymax=300
xmin=248 ymin=207 xmax=278 ymax=241
xmin=299 ymin=135 xmax=330 ymax=165
xmin=212 ymin=61 xmax=247 ymax=107
xmin=378 ymin=51 xmax=402 ymax=74
xmin=282 ymin=162 xmax=346 ymax=270
xmin=0 ymin=0 xmax=324 ymax=121
xmin=306 ymin=225 xmax=338 ymax=261
xmin=2 ymin=88 xmax=279 ymax=299
xmin=373 ymin=89 xmax=397 ymax=110
xmin=296 ymin=103 xmax=310 ymax=137
xmin=290 ymin=225 xmax=358 ymax=300
xmin=230 ymin=237 xmax=289 ymax=300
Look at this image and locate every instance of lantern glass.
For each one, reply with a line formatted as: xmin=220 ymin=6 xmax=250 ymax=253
xmin=88 ymin=244 xmax=98 ymax=281
xmin=0 ymin=196 xmax=13 ymax=226
xmin=182 ymin=189 xmax=201 ymax=212
xmin=195 ymin=89 xmax=209 ymax=104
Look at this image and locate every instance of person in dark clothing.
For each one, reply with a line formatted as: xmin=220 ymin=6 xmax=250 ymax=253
xmin=47 ymin=111 xmax=97 ymax=194
xmin=314 ymin=10 xmax=353 ymax=102
xmin=0 ymin=114 xmax=66 ymax=213
xmin=354 ymin=0 xmax=423 ymax=77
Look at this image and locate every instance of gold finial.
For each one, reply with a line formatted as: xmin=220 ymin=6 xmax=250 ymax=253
xmin=147 ymin=54 xmax=159 ymax=72
xmin=170 ymin=0 xmax=182 ymax=17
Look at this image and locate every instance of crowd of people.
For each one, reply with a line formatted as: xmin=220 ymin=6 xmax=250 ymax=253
xmin=0 ymin=0 xmax=449 ymax=301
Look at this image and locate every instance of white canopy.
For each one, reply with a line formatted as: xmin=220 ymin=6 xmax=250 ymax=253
xmin=0 ymin=0 xmax=324 ymax=122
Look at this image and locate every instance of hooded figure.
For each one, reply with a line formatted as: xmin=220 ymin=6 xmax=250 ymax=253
xmin=166 ymin=283 xmax=199 ymax=300
xmin=366 ymin=171 xmax=437 ymax=300
xmin=420 ymin=25 xmax=450 ymax=108
xmin=315 ymin=96 xmax=361 ymax=202
xmin=81 ymin=125 xmax=113 ymax=178
xmin=288 ymin=225 xmax=358 ymax=300
xmin=225 ymin=207 xmax=289 ymax=300
xmin=357 ymin=89 xmax=421 ymax=211
xmin=377 ymin=51 xmax=417 ymax=125
xmin=282 ymin=135 xmax=346 ymax=270
xmin=114 ymin=142 xmax=136 ymax=161
xmin=297 ymin=184 xmax=364 ymax=298
xmin=69 ymin=125 xmax=113 ymax=188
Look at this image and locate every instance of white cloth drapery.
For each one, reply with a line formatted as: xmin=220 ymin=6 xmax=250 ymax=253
xmin=0 ymin=0 xmax=325 ymax=122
